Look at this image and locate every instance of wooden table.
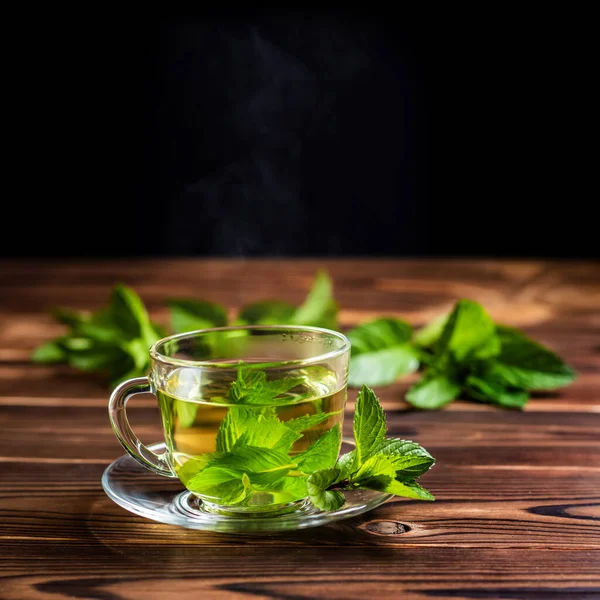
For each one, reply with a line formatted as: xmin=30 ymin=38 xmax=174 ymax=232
xmin=1 ymin=259 xmax=599 ymax=599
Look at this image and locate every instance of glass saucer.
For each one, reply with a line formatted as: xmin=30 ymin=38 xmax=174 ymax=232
xmin=102 ymin=440 xmax=392 ymax=533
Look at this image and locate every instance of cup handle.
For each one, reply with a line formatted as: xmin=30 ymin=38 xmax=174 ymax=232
xmin=108 ymin=376 xmax=177 ymax=477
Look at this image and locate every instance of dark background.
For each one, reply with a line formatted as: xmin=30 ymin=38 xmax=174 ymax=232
xmin=4 ymin=11 xmax=596 ymax=258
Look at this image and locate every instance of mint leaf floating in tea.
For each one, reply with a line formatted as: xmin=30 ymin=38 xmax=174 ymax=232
xmin=348 ymin=318 xmax=419 ymax=387
xmin=294 ymin=425 xmax=341 ymax=473
xmin=32 ymin=285 xmax=163 ymax=386
xmin=227 ymin=365 xmax=306 ymax=405
xmin=267 ymin=475 xmax=310 ymax=504
xmin=284 ymin=411 xmax=340 ymax=432
xmin=404 ymin=300 xmax=576 ymax=410
xmin=186 ymin=468 xmax=252 ymax=505
xmin=206 ymin=446 xmax=298 ymax=487
xmin=215 ymin=407 xmax=258 ymax=453
xmin=234 ymin=415 xmax=303 ymax=454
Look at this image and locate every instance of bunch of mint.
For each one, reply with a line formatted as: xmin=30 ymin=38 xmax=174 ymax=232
xmin=32 ymin=271 xmax=337 ymax=387
xmin=169 ymin=269 xmax=337 ymax=332
xmin=347 ymin=299 xmax=576 ymax=410
xmin=178 ymin=368 xmax=434 ymax=511
xmin=32 ymin=285 xmax=165 ymax=386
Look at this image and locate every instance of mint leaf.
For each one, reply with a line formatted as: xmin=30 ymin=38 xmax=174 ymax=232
xmin=229 ymin=366 xmax=267 ymax=397
xmin=437 ymin=299 xmax=499 ymax=361
xmin=413 ymin=312 xmax=450 ymax=348
xmin=228 ymin=366 xmax=305 ymax=405
xmin=52 ymin=307 xmax=91 ymax=328
xmin=295 ymin=425 xmax=341 ymax=473
xmin=484 ymin=326 xmax=576 ymax=390
xmin=186 ymin=467 xmax=251 ymax=505
xmin=176 ymin=455 xmax=214 ymax=486
xmin=291 ymin=270 xmax=338 ymax=329
xmin=256 ymin=378 xmax=307 ymax=403
xmin=60 ymin=337 xmax=94 ymax=351
xmin=336 ymin=450 xmax=356 ymax=478
xmin=347 ymin=318 xmax=418 ymax=387
xmin=217 ymin=365 xmax=304 ymax=453
xmin=284 ymin=410 xmax=340 ymax=432
xmin=369 ymin=439 xmax=435 ymax=479
xmin=106 ymin=285 xmax=159 ymax=346
xmin=306 ymin=468 xmax=345 ymax=511
xmin=266 ymin=476 xmax=308 ymax=503
xmin=215 ymin=407 xmax=257 ymax=453
xmin=123 ymin=338 xmax=152 ymax=371
xmin=465 ymin=375 xmax=529 ymax=409
xmin=351 ymin=455 xmax=435 ymax=500
xmin=67 ymin=345 xmax=129 ymax=372
xmin=75 ymin=320 xmax=125 ymax=344
xmin=352 ymin=455 xmax=397 ymax=489
xmin=385 ymin=479 xmax=435 ymax=500
xmin=236 ymin=301 xmax=296 ymax=326
xmin=32 ymin=340 xmax=67 ymax=363
xmin=208 ymin=446 xmax=297 ymax=486
xmin=169 ymin=299 xmax=228 ymax=334
xmin=353 ymin=385 xmax=387 ymax=466
xmin=348 ymin=318 xmax=413 ymax=354
xmin=406 ymin=374 xmax=461 ymax=410
xmin=235 ymin=417 xmax=302 ymax=454
xmin=349 ymin=346 xmax=419 ymax=387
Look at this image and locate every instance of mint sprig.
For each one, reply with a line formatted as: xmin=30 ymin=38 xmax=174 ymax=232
xmin=31 ymin=285 xmax=164 ymax=386
xmin=409 ymin=300 xmax=576 ymax=409
xmin=346 ymin=300 xmax=576 ymax=410
xmin=32 ymin=270 xmax=338 ymax=388
xmin=178 ymin=367 xmax=434 ymax=511
xmin=307 ymin=386 xmax=435 ymax=510
xmin=171 ymin=269 xmax=338 ymax=332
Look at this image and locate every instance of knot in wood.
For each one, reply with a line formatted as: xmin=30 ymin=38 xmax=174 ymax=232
xmin=363 ymin=520 xmax=410 ymax=536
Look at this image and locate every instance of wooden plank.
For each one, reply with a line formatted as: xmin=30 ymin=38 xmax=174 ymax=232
xmin=0 ymin=259 xmax=598 ymax=599
xmin=1 ymin=546 xmax=599 ymax=599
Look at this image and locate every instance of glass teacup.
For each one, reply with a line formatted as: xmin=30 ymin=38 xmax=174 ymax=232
xmin=108 ymin=326 xmax=350 ymax=516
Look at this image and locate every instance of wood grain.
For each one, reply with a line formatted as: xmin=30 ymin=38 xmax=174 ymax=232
xmin=0 ymin=259 xmax=599 ymax=599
